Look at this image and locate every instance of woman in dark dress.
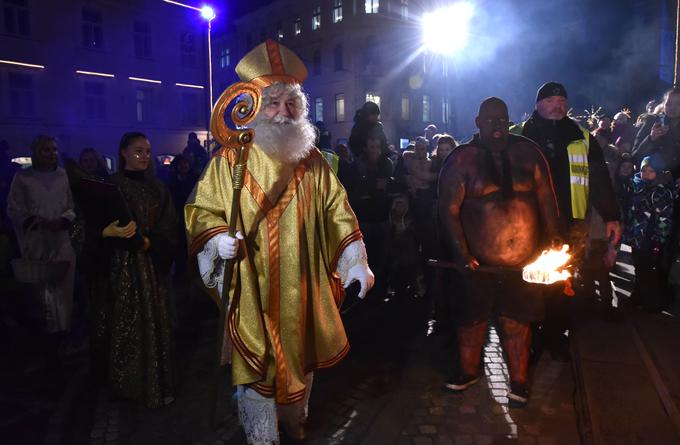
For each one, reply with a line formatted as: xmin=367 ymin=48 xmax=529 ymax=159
xmin=90 ymin=132 xmax=177 ymax=408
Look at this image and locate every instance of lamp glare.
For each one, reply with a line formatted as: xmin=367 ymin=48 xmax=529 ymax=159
xmin=200 ymin=5 xmax=216 ymax=20
xmin=422 ymin=2 xmax=474 ymax=55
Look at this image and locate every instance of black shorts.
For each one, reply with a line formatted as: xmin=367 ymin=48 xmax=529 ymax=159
xmin=456 ymin=269 xmax=545 ymax=324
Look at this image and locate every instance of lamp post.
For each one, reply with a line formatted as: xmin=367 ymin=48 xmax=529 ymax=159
xmin=421 ymin=2 xmax=474 ymax=135
xmin=163 ymin=1 xmax=216 ymax=145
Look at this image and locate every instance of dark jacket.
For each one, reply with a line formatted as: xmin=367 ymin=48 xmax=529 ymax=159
xmin=348 ymin=121 xmax=387 ymax=158
xmin=517 ymin=111 xmax=619 ymax=234
xmin=632 ymin=115 xmax=680 ymax=179
xmin=622 ymin=173 xmax=676 ymax=250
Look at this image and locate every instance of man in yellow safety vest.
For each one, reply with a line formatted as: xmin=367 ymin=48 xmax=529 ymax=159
xmin=511 ymin=82 xmax=621 ymax=360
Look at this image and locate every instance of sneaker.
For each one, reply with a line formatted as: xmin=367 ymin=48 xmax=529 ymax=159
xmin=508 ymin=382 xmax=529 ymax=406
xmin=442 ymin=374 xmax=480 ymax=392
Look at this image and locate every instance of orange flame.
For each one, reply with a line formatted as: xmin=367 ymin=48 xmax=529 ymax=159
xmin=522 ymin=244 xmax=572 ymax=285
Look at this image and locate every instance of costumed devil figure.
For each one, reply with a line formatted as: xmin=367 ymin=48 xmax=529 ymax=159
xmin=184 ymin=40 xmax=375 ymax=444
xmin=438 ymin=97 xmax=561 ymax=405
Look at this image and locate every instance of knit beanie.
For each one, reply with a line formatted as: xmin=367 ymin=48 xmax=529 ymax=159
xmin=536 ymin=82 xmax=568 ymax=102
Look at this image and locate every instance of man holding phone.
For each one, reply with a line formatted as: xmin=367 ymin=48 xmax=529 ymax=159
xmin=633 ymin=87 xmax=680 ymax=179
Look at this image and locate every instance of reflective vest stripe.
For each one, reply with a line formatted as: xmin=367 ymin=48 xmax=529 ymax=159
xmin=567 ymin=128 xmax=590 ymax=219
xmin=512 ymin=120 xmax=591 ymax=219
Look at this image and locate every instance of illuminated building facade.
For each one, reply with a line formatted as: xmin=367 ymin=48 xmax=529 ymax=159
xmin=0 ymin=0 xmax=212 ymax=163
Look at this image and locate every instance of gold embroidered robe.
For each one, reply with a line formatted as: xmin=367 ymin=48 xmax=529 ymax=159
xmin=185 ymin=145 xmax=361 ymax=404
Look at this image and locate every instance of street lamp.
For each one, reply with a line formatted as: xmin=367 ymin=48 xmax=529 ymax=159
xmin=163 ymin=1 xmax=216 ymax=142
xmin=421 ymin=2 xmax=474 ymax=55
xmin=421 ymin=2 xmax=474 ymax=133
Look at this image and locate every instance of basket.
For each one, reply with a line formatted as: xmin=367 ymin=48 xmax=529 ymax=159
xmin=11 ymin=259 xmax=69 ymax=284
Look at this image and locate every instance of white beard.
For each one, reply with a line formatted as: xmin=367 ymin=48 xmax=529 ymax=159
xmin=252 ymin=114 xmax=317 ymax=164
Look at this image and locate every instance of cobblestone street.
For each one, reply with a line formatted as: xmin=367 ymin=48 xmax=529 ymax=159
xmin=1 ymin=278 xmax=583 ymax=445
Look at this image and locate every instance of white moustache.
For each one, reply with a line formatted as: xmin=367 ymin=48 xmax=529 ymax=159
xmin=269 ymin=115 xmax=295 ymax=125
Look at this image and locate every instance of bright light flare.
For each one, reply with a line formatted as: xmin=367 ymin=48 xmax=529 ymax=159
xmin=522 ymin=245 xmax=571 ymax=285
xmin=200 ymin=5 xmax=216 ymax=20
xmin=422 ymin=2 xmax=475 ymax=55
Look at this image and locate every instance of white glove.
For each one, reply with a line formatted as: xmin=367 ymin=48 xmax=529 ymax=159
xmin=344 ymin=263 xmax=375 ymax=299
xmin=215 ymin=231 xmax=244 ymax=260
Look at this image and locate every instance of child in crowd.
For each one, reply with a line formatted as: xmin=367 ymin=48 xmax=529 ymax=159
xmin=623 ymin=156 xmax=676 ymax=312
xmin=385 ymin=195 xmax=424 ymax=298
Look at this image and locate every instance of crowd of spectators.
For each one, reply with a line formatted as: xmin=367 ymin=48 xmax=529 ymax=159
xmin=2 ymin=88 xmax=680 ymax=409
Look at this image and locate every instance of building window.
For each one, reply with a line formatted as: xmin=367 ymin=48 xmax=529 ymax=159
xmin=181 ymin=92 xmax=200 ymax=125
xmin=314 ymin=97 xmax=323 ymax=122
xmin=333 ymin=44 xmax=343 ymax=71
xmin=313 ymin=49 xmax=321 ymax=75
xmin=3 ymin=0 xmax=30 ymax=36
xmin=362 ymin=35 xmax=379 ymax=68
xmin=180 ymin=31 xmax=196 ymax=66
xmin=84 ymin=82 xmax=106 ymax=120
xmin=365 ymin=0 xmax=379 ymax=14
xmin=335 ymin=94 xmax=345 ymax=122
xmin=133 ymin=20 xmax=151 ymax=58
xmin=277 ymin=22 xmax=283 ymax=40
xmin=219 ymin=47 xmax=230 ymax=68
xmin=422 ymin=95 xmax=430 ymax=122
xmin=135 ymin=88 xmax=152 ymax=122
xmin=333 ymin=0 xmax=343 ymax=23
xmin=82 ymin=8 xmax=104 ymax=49
xmin=366 ymin=92 xmax=380 ymax=109
xmin=399 ymin=0 xmax=408 ymax=20
xmin=401 ymin=95 xmax=410 ymax=120
xmin=442 ymin=98 xmax=449 ymax=124
xmin=7 ymin=72 xmax=34 ymax=118
xmin=294 ymin=16 xmax=301 ymax=36
xmin=312 ymin=6 xmax=321 ymax=30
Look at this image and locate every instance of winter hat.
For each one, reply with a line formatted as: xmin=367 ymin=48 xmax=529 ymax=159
xmin=640 ymin=155 xmax=664 ymax=172
xmin=536 ymin=82 xmax=568 ymax=102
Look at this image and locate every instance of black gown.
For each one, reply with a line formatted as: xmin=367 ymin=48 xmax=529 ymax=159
xmin=90 ymin=169 xmax=177 ymax=408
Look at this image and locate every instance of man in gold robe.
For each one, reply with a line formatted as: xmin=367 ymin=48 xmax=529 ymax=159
xmin=184 ymin=40 xmax=374 ymax=444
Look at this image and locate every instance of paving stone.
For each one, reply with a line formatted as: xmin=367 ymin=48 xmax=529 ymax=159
xmin=458 ymin=405 xmax=476 ymax=415
xmin=456 ymin=423 xmax=477 ymax=434
xmin=473 ymin=434 xmax=493 ymax=445
xmin=488 ymin=374 xmax=505 ymax=382
xmin=430 ymin=397 xmax=448 ymax=407
xmin=429 ymin=406 xmax=445 ymax=415
xmin=435 ymin=437 xmax=454 ymax=445
xmin=396 ymin=437 xmax=412 ymax=445
xmin=539 ymin=405 xmax=556 ymax=416
xmin=522 ymin=423 xmax=541 ymax=435
xmin=401 ymin=425 xmax=419 ymax=436
xmin=454 ymin=435 xmax=474 ymax=445
xmin=413 ymin=437 xmax=434 ymax=445
xmin=419 ymin=425 xmax=437 ymax=435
